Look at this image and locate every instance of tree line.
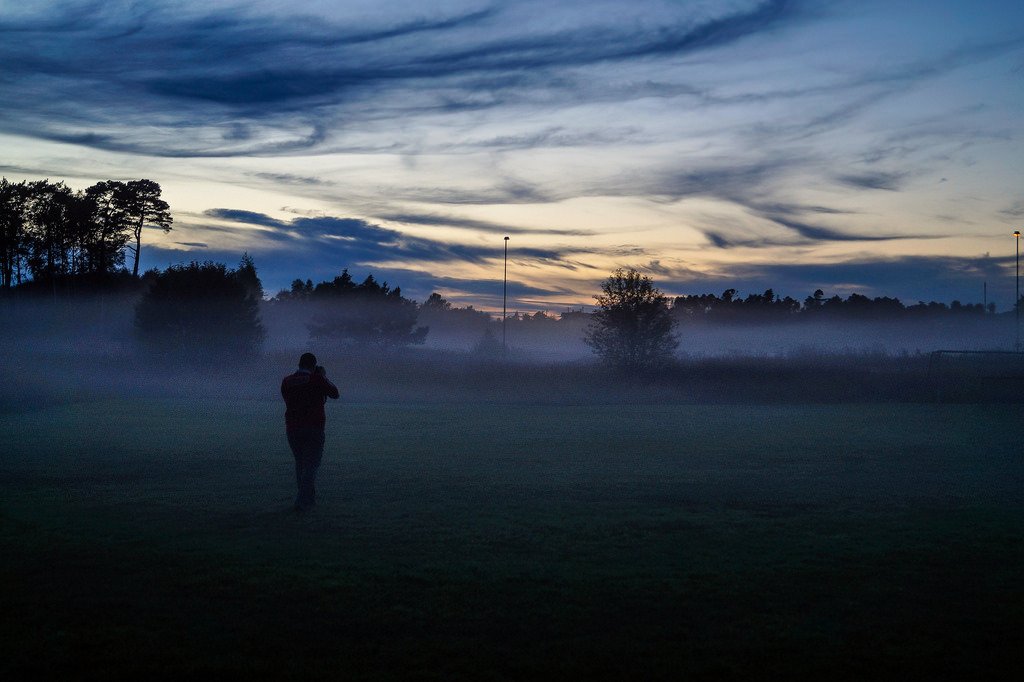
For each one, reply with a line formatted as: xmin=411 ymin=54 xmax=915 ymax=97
xmin=272 ymin=269 xmax=428 ymax=348
xmin=671 ymin=288 xmax=994 ymax=321
xmin=0 ymin=177 xmax=171 ymax=292
xmin=135 ymin=257 xmax=264 ymax=358
xmin=3 ymin=249 xmax=1009 ymax=370
xmin=133 ymin=262 xmax=433 ymax=359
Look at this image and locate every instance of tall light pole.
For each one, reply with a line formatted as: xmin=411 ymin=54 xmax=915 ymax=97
xmin=503 ymin=236 xmax=510 ymax=352
xmin=1016 ymin=230 xmax=1021 ymax=351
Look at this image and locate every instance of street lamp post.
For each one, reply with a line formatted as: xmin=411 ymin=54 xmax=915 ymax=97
xmin=1016 ymin=230 xmax=1021 ymax=351
xmin=503 ymin=236 xmax=509 ymax=352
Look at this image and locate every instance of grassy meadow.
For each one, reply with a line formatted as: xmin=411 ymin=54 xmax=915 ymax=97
xmin=2 ymin=397 xmax=1023 ymax=679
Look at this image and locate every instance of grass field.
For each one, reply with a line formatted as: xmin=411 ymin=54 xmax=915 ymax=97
xmin=2 ymin=398 xmax=1022 ymax=679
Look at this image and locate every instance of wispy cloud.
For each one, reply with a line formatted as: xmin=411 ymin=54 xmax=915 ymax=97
xmin=765 ymin=216 xmax=921 ymax=243
xmin=378 ymin=211 xmax=597 ymax=236
xmin=999 ymin=200 xmax=1024 ymax=220
xmin=836 ymin=171 xmax=907 ymax=192
xmin=0 ymin=0 xmax=809 ymax=157
xmin=204 ymin=208 xmax=289 ymax=229
xmin=201 ymin=208 xmax=575 ymax=266
xmin=698 ymin=206 xmax=936 ymax=249
xmin=355 ymin=267 xmax=574 ymax=300
xmin=251 ymin=172 xmax=329 ymax=186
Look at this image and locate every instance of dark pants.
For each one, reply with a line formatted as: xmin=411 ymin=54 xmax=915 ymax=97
xmin=286 ymin=427 xmax=325 ymax=509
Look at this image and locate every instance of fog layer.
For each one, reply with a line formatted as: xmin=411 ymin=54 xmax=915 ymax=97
xmin=2 ymin=296 xmax=1022 ymax=412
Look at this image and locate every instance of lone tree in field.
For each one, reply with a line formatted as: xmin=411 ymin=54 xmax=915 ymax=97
xmin=585 ymin=268 xmax=677 ymax=370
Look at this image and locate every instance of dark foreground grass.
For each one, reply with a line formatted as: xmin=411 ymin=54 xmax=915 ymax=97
xmin=1 ymin=400 xmax=1022 ymax=680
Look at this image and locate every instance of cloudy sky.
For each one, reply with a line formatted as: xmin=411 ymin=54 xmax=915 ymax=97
xmin=2 ymin=0 xmax=1023 ymax=310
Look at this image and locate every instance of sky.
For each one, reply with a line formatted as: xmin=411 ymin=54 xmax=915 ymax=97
xmin=2 ymin=0 xmax=1024 ymax=311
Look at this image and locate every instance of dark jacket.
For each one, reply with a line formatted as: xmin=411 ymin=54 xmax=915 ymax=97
xmin=281 ymin=370 xmax=340 ymax=431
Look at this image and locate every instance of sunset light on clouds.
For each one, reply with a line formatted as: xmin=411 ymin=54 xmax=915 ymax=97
xmin=2 ymin=0 xmax=1023 ymax=310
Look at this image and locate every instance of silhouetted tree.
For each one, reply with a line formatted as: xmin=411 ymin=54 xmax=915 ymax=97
xmin=524 ymin=310 xmax=556 ymax=324
xmin=83 ymin=181 xmax=131 ymax=278
xmin=274 ymin=278 xmax=314 ymax=301
xmin=803 ymin=289 xmax=825 ymax=312
xmin=906 ymin=300 xmax=949 ymax=317
xmin=0 ymin=179 xmax=29 ymax=289
xmin=135 ymin=261 xmax=265 ymax=358
xmin=23 ymin=180 xmax=81 ymax=290
xmin=585 ymin=268 xmax=677 ymax=370
xmin=417 ymin=292 xmax=493 ymax=340
xmin=1 ymin=178 xmax=157 ymax=293
xmin=307 ymin=272 xmax=428 ymax=348
xmin=423 ymin=292 xmax=452 ymax=311
xmin=236 ymin=252 xmax=264 ymax=301
xmin=675 ymin=285 xmax=998 ymax=323
xmin=120 ymin=179 xmax=172 ymax=277
xmin=312 ymin=268 xmax=357 ymax=297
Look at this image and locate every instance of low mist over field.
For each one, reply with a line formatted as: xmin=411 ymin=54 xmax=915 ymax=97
xmin=2 ymin=289 xmax=1021 ymax=411
xmin=4 ymin=294 xmax=1017 ymax=354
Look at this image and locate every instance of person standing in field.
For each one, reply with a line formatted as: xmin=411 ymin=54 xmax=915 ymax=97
xmin=281 ymin=352 xmax=339 ymax=512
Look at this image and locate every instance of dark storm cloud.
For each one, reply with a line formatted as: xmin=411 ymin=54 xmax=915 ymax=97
xmin=0 ymin=0 xmax=807 ymax=156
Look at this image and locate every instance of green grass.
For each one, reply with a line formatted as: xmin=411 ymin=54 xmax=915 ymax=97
xmin=2 ymin=400 xmax=1022 ymax=679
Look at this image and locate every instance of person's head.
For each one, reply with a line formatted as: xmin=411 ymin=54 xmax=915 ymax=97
xmin=298 ymin=352 xmax=317 ymax=371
